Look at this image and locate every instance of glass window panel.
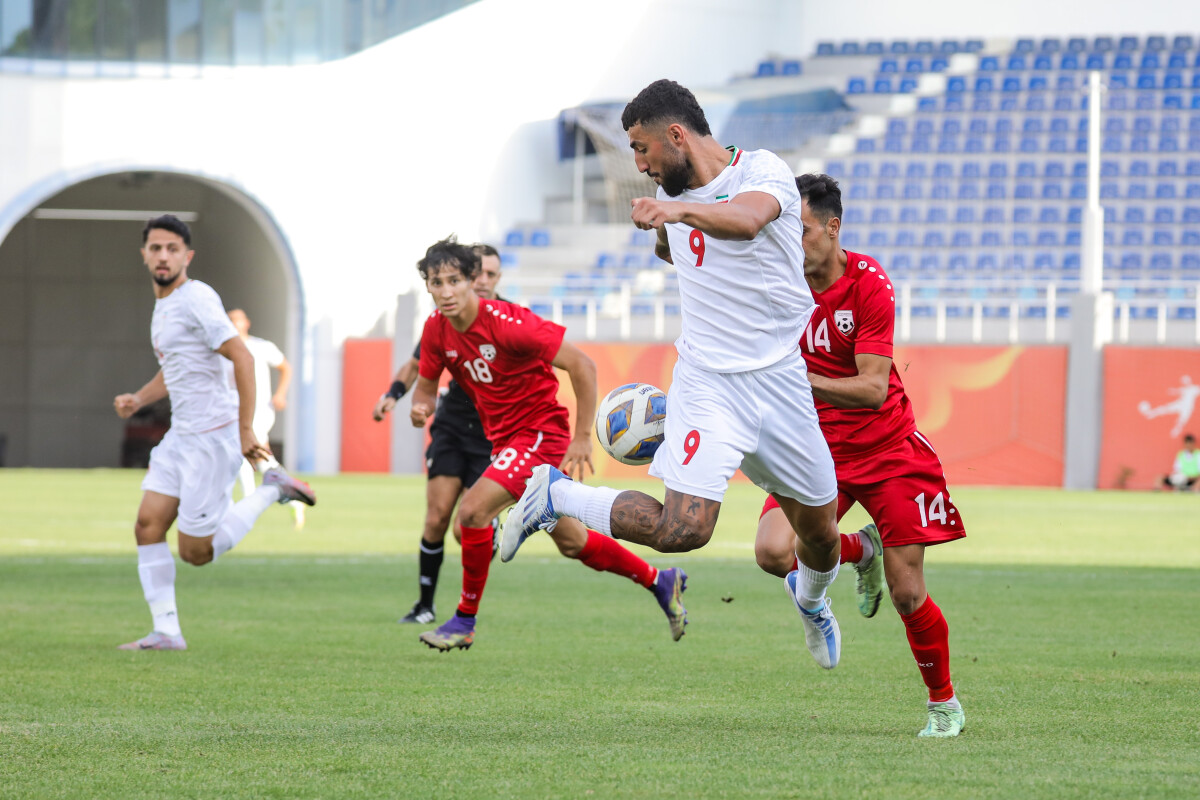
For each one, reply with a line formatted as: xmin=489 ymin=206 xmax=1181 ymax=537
xmin=100 ymin=0 xmax=133 ymax=60
xmin=343 ymin=0 xmax=363 ymax=54
xmin=133 ymin=0 xmax=166 ymax=61
xmin=67 ymin=0 xmax=99 ymax=59
xmin=2 ymin=0 xmax=34 ymax=55
xmin=291 ymin=0 xmax=321 ymax=64
xmin=168 ymin=0 xmax=200 ymax=63
xmin=202 ymin=0 xmax=233 ymax=65
xmin=32 ymin=0 xmax=69 ymax=59
xmin=233 ymin=0 xmax=264 ymax=65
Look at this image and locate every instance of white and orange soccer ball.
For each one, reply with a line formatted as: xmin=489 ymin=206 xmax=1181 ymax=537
xmin=595 ymin=382 xmax=667 ymax=466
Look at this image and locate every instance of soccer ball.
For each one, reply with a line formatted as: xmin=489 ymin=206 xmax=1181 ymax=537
xmin=595 ymin=382 xmax=667 ymax=466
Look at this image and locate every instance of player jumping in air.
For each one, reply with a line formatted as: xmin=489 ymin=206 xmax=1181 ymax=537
xmin=504 ymin=79 xmax=844 ymax=670
xmin=755 ymin=175 xmax=967 ymax=737
xmin=409 ymin=236 xmax=686 ymax=651
xmin=113 ymin=215 xmax=315 ymax=651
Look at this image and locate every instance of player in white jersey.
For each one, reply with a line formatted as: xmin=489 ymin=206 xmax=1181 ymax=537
xmin=504 ymin=79 xmax=844 ymax=669
xmin=112 ymin=215 xmax=316 ymax=651
xmin=227 ymin=308 xmax=305 ymax=529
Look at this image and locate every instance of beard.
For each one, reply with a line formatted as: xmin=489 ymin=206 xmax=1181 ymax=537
xmin=656 ymin=146 xmax=694 ymax=198
xmin=152 ymin=269 xmax=180 ymax=287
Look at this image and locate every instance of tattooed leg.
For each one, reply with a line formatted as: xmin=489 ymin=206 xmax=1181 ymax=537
xmin=610 ymin=488 xmax=721 ymax=553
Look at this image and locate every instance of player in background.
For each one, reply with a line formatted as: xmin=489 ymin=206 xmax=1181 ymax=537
xmin=227 ymin=308 xmax=305 ymax=530
xmin=373 ymin=244 xmax=503 ymax=625
xmin=410 ymin=236 xmax=686 ymax=651
xmin=504 ymin=79 xmax=843 ymax=670
xmin=113 ymin=215 xmax=316 ymax=651
xmin=755 ymin=175 xmax=967 ymax=737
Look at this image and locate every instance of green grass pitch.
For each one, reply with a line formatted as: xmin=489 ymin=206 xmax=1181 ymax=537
xmin=1 ymin=469 xmax=1198 ymax=799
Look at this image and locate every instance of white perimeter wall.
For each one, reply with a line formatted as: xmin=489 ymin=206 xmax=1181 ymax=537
xmin=0 ymin=0 xmax=1192 ymax=471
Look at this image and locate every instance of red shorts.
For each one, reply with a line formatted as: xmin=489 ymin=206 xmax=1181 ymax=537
xmin=482 ymin=428 xmax=572 ymax=500
xmin=760 ymin=431 xmax=965 ymax=548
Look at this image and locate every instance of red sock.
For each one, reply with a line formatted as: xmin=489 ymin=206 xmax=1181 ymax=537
xmin=577 ymin=531 xmax=657 ymax=588
xmin=457 ymin=524 xmax=494 ymax=615
xmin=839 ymin=531 xmax=863 ymax=564
xmin=900 ymin=594 xmax=954 ymax=702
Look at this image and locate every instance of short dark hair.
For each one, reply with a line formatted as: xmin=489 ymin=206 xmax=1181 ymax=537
xmin=795 ymin=174 xmax=843 ymax=224
xmin=621 ymin=79 xmax=712 ymax=136
xmin=143 ymin=214 xmax=191 ymax=246
xmin=1185 ymin=433 xmax=1196 ymax=444
xmin=418 ymin=235 xmax=480 ymax=281
xmin=474 ymin=243 xmax=500 ymax=260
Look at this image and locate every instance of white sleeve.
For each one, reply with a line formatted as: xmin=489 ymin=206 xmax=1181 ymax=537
xmin=260 ymin=339 xmax=285 ymax=368
xmin=188 ymin=282 xmax=239 ymax=351
xmin=736 ymin=150 xmax=800 ymax=212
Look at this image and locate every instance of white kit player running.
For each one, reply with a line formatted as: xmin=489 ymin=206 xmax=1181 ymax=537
xmin=504 ymin=79 xmax=845 ymax=669
xmin=227 ymin=308 xmax=305 ymax=529
xmin=113 ymin=215 xmax=315 ymax=651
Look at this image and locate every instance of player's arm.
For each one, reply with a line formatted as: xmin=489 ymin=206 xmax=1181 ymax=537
xmin=409 ymin=374 xmax=440 ymax=428
xmin=373 ymin=357 xmax=420 ymax=421
xmin=654 ymin=226 xmax=673 ymax=264
xmin=271 ymin=356 xmax=293 ymax=411
xmin=217 ymin=335 xmax=271 ymax=462
xmin=631 ymin=192 xmax=780 ymax=241
xmin=551 ymin=341 xmax=597 ymax=481
xmin=808 ymin=353 xmax=891 ymax=411
xmin=114 ymin=370 xmax=168 ymax=419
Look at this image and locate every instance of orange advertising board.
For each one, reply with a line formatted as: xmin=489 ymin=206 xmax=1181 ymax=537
xmin=1098 ymin=347 xmax=1200 ymax=490
xmin=340 ymin=338 xmax=393 ymax=472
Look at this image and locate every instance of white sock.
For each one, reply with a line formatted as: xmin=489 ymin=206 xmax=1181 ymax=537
xmin=255 ymin=455 xmax=280 ymax=473
xmin=137 ymin=543 xmax=181 ymax=636
xmin=212 ymin=486 xmax=280 ymax=559
xmin=795 ymin=560 xmax=839 ymax=612
xmin=550 ymin=480 xmax=621 ymax=536
xmin=857 ymin=530 xmax=875 ymax=565
xmin=237 ymin=459 xmax=256 ymax=498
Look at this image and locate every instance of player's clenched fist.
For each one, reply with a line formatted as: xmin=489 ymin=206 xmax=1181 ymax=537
xmin=410 ymin=402 xmax=432 ymax=427
xmin=630 ymin=197 xmax=680 ymax=230
xmin=114 ymin=393 xmax=141 ymax=419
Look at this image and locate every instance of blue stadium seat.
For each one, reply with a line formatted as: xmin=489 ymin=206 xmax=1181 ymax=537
xmin=840 ymin=42 xmax=862 ymax=55
xmin=895 ymin=230 xmax=917 ymax=247
xmin=756 ymin=61 xmax=777 ymax=77
xmin=957 ymin=182 xmax=979 ymax=200
xmin=840 ymin=231 xmax=861 ymax=248
xmin=980 ymin=56 xmax=1000 ymax=71
xmin=1130 ymin=158 xmax=1150 ymax=176
xmin=1110 ymin=72 xmax=1130 ymax=89
xmin=975 ymin=76 xmax=995 ymax=93
xmin=879 ymin=161 xmax=901 ymax=179
xmin=900 ymin=206 xmax=921 ymax=224
xmin=892 ymin=254 xmax=913 ymax=271
xmin=1086 ymin=53 xmax=1107 ymax=70
xmin=987 ymin=161 xmax=1008 ymax=178
xmin=1165 ymin=71 xmax=1184 ymax=89
xmin=923 ymin=231 xmax=945 ymax=248
xmin=1165 ymin=94 xmax=1184 ymax=109
xmin=930 ymin=183 xmax=951 ymax=199
xmin=971 ymin=95 xmax=993 ymax=112
xmin=843 ymin=208 xmax=866 ymax=224
xmin=817 ymin=42 xmax=835 ymax=56
xmin=1039 ymin=206 xmax=1062 ymax=223
xmin=1064 ymin=230 xmax=1081 ymax=246
xmin=1036 ymin=230 xmax=1061 ymax=247
xmin=1156 ymin=181 xmax=1177 ymax=198
xmin=825 ymin=160 xmax=846 ymax=178
xmin=1060 ymin=54 xmax=1079 ymax=70
xmin=781 ymin=60 xmax=802 ymax=75
xmin=1185 ymin=230 xmax=1200 ymax=246
xmin=983 ymin=206 xmax=1004 ymax=223
xmin=847 ymin=77 xmax=867 ymax=94
xmin=530 ymin=229 xmax=551 ymax=247
xmin=1029 ymin=75 xmax=1049 ymax=91
xmin=1184 ymin=206 xmax=1200 ymax=223
xmin=1160 ymin=135 xmax=1180 ymax=152
xmin=855 ymin=138 xmax=875 ymax=153
xmin=852 ymin=161 xmax=872 ymax=178
xmin=866 ymin=41 xmax=885 ymax=55
xmin=1147 ymin=35 xmax=1167 ymax=51
xmin=873 ymin=77 xmax=894 ymax=93
xmin=1067 ymin=206 xmax=1083 ymax=224
xmin=848 ymin=184 xmax=868 ymax=200
xmin=889 ymin=41 xmax=909 ymax=54
xmin=1069 ymin=181 xmax=1087 ymax=199
xmin=965 ymin=39 xmax=985 ymax=52
xmin=1002 ymin=75 xmax=1022 ymax=92
xmin=1015 ymin=182 xmax=1035 ymax=199
xmin=926 ymin=206 xmax=948 ymax=223
xmin=1121 ymin=229 xmax=1145 ymax=246
xmin=1173 ymin=35 xmax=1194 ymax=51
xmin=876 ymin=184 xmax=897 ymax=200
xmin=980 ymin=230 xmax=1002 ymax=246
xmin=955 ymin=206 xmax=976 ymax=223
xmin=867 ymin=231 xmax=889 ymax=248
xmin=899 ymin=77 xmax=918 ymax=93
xmin=504 ymin=230 xmax=524 ymax=247
xmin=1189 ymin=181 xmax=1200 ymax=197
xmin=1137 ymin=72 xmax=1157 ymax=89
xmin=947 ymin=76 xmax=967 ymax=92
xmin=1169 ymin=52 xmax=1188 ymax=69
xmin=1119 ymin=35 xmax=1139 ymax=51
xmin=1094 ymin=36 xmax=1114 ymax=52
xmin=905 ymin=161 xmax=927 ymax=179
xmin=1016 ymin=160 xmax=1036 ymax=178
xmin=915 ymin=40 xmax=934 ymax=54
xmin=869 ymin=207 xmax=893 ymax=225
xmin=1152 ymin=229 xmax=1174 ymax=246
xmin=986 ymin=181 xmax=1006 ymax=198
xmin=1013 ymin=205 xmax=1034 ymax=224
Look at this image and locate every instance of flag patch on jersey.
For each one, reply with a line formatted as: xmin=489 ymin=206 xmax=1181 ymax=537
xmin=716 ymin=194 xmax=730 ymax=204
xmin=479 ymin=344 xmax=497 ymax=362
xmin=834 ymin=309 xmax=855 ymax=334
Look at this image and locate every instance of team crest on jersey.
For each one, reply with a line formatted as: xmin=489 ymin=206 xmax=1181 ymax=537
xmin=479 ymin=344 xmax=497 ymax=362
xmin=834 ymin=309 xmax=855 ymax=334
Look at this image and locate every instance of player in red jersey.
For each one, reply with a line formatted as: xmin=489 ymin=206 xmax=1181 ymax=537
xmin=409 ymin=236 xmax=687 ymax=651
xmin=755 ymin=175 xmax=967 ymax=737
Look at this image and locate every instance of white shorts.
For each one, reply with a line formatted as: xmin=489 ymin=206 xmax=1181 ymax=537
xmin=141 ymin=424 xmax=243 ymax=538
xmin=649 ymin=349 xmax=838 ymax=506
xmin=253 ymin=408 xmax=275 ymax=444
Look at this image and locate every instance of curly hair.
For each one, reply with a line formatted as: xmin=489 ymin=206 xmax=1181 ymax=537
xmin=417 ymin=235 xmax=480 ymax=281
xmin=620 ymin=79 xmax=712 ymax=136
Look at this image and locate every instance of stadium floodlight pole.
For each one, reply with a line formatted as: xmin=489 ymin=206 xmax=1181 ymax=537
xmin=1081 ymin=71 xmax=1104 ymax=295
xmin=1062 ymin=70 xmax=1113 ymax=490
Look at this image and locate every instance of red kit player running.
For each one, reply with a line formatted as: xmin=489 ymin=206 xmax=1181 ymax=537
xmin=409 ymin=237 xmax=687 ymax=651
xmin=755 ymin=175 xmax=967 ymax=737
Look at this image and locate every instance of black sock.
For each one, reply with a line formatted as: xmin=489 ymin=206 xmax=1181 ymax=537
xmin=418 ymin=538 xmax=444 ymax=609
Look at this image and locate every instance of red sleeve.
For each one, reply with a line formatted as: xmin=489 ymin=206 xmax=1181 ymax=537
xmin=417 ymin=315 xmax=445 ymax=381
xmin=508 ymin=304 xmax=567 ymax=363
xmin=852 ymin=267 xmax=896 ymax=359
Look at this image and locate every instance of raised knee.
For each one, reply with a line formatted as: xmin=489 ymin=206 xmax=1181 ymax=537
xmin=179 ymin=550 xmax=212 ymax=567
xmin=889 ymin=585 xmax=923 ymax=616
xmin=755 ymin=543 xmax=793 ymax=578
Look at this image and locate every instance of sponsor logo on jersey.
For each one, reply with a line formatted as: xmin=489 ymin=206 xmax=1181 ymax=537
xmin=479 ymin=344 xmax=497 ymax=362
xmin=834 ymin=309 xmax=855 ymax=334
xmin=445 ymin=350 xmax=457 ymax=359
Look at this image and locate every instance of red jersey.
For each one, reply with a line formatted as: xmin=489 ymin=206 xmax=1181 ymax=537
xmin=799 ymin=250 xmax=916 ymax=461
xmin=418 ymin=299 xmax=570 ymax=448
